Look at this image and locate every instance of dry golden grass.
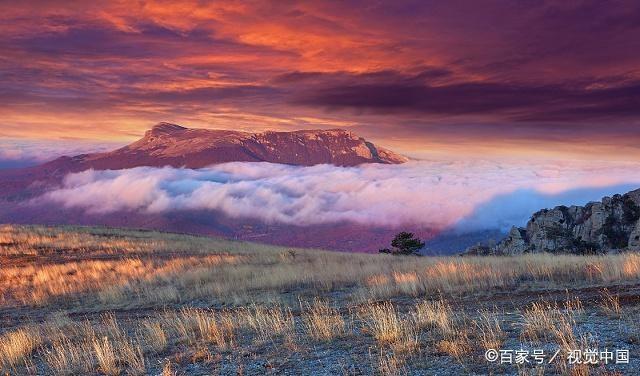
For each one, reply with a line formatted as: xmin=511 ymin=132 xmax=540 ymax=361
xmin=361 ymin=302 xmax=419 ymax=354
xmin=153 ymin=308 xmax=237 ymax=349
xmin=92 ymin=336 xmax=120 ymax=376
xmin=519 ymin=297 xmax=598 ymax=375
xmin=161 ymin=361 xmax=177 ymax=376
xmin=412 ymin=298 xmax=454 ymax=335
xmin=0 ymin=327 xmax=42 ymax=369
xmin=1 ymin=254 xmax=240 ymax=306
xmin=243 ymin=305 xmax=295 ymax=343
xmin=140 ymin=320 xmax=168 ymax=353
xmin=91 ymin=315 xmax=146 ymax=376
xmin=521 ymin=297 xmax=583 ymax=344
xmin=3 ymin=225 xmax=640 ymax=310
xmin=2 ymin=225 xmax=640 ymax=375
xmin=0 ymin=224 xmax=162 ymax=256
xmin=598 ymin=288 xmax=622 ymax=317
xmin=474 ymin=309 xmax=505 ymax=351
xmin=376 ymin=350 xmax=407 ymax=376
xmin=191 ymin=308 xmax=235 ymax=348
xmin=43 ymin=336 xmax=93 ymax=375
xmin=301 ymin=299 xmax=346 ymax=341
xmin=435 ymin=336 xmax=471 ymax=359
xmin=521 ymin=301 xmax=569 ymax=343
xmin=0 ymin=313 xmax=148 ymax=375
xmin=410 ymin=298 xmax=472 ymax=358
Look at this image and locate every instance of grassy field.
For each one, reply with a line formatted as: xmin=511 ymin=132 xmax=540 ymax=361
xmin=1 ymin=224 xmax=639 ymax=375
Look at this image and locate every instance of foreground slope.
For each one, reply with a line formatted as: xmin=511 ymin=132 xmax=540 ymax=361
xmin=1 ymin=225 xmax=640 ymax=375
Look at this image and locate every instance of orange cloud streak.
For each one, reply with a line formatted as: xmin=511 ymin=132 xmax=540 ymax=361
xmin=1 ymin=1 xmax=639 ymax=160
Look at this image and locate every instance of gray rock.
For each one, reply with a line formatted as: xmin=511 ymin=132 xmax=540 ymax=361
xmin=467 ymin=188 xmax=640 ymax=255
xmin=496 ymin=226 xmax=529 ymax=254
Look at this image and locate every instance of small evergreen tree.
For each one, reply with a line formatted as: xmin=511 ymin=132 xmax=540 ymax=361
xmin=379 ymin=232 xmax=425 ymax=256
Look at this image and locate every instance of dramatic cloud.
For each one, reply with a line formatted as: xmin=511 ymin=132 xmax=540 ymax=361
xmin=1 ymin=1 xmax=640 ymax=159
xmin=294 ymin=77 xmax=640 ymax=122
xmin=37 ymin=160 xmax=640 ymax=231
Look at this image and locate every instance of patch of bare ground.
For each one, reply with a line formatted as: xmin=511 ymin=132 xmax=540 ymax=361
xmin=1 ymin=224 xmax=640 ymax=375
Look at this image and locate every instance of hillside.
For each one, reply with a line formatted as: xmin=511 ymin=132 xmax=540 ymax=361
xmin=1 ymin=225 xmax=640 ymax=375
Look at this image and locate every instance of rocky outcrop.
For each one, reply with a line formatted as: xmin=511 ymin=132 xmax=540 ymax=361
xmin=497 ymin=226 xmax=529 ymax=254
xmin=468 ymin=188 xmax=640 ymax=255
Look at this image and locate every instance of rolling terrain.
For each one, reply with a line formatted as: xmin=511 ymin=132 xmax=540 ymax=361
xmin=1 ymin=225 xmax=639 ymax=375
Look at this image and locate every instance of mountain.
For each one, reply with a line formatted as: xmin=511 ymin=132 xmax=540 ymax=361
xmin=49 ymin=122 xmax=408 ymax=170
xmin=0 ymin=122 xmax=407 ymax=199
xmin=466 ymin=188 xmax=640 ymax=255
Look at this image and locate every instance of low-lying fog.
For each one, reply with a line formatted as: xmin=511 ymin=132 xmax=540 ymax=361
xmin=35 ymin=159 xmax=640 ymax=234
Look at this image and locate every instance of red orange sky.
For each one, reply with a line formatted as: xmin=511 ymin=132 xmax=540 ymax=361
xmin=1 ymin=0 xmax=640 ymax=160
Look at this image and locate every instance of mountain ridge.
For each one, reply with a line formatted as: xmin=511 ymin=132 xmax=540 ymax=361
xmin=44 ymin=122 xmax=409 ymax=171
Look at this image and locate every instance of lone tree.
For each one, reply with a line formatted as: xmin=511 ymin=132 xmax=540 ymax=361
xmin=379 ymin=231 xmax=425 ymax=256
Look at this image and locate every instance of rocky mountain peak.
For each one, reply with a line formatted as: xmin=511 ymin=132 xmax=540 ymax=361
xmin=146 ymin=122 xmax=188 ymax=137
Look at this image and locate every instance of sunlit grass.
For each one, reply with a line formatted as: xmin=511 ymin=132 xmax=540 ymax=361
xmin=1 ymin=225 xmax=640 ymax=375
xmin=3 ymin=225 xmax=640 ymax=310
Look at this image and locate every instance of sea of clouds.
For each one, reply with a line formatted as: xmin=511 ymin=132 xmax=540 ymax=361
xmin=0 ymin=140 xmax=125 ymax=168
xmin=35 ymin=159 xmax=640 ymax=233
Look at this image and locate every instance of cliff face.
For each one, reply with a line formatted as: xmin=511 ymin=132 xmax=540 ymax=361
xmin=468 ymin=188 xmax=640 ymax=255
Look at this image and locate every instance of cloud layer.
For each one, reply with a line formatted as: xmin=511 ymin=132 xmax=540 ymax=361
xmin=0 ymin=140 xmax=123 ymax=168
xmin=2 ymin=1 xmax=640 ymax=159
xmin=38 ymin=160 xmax=640 ymax=232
